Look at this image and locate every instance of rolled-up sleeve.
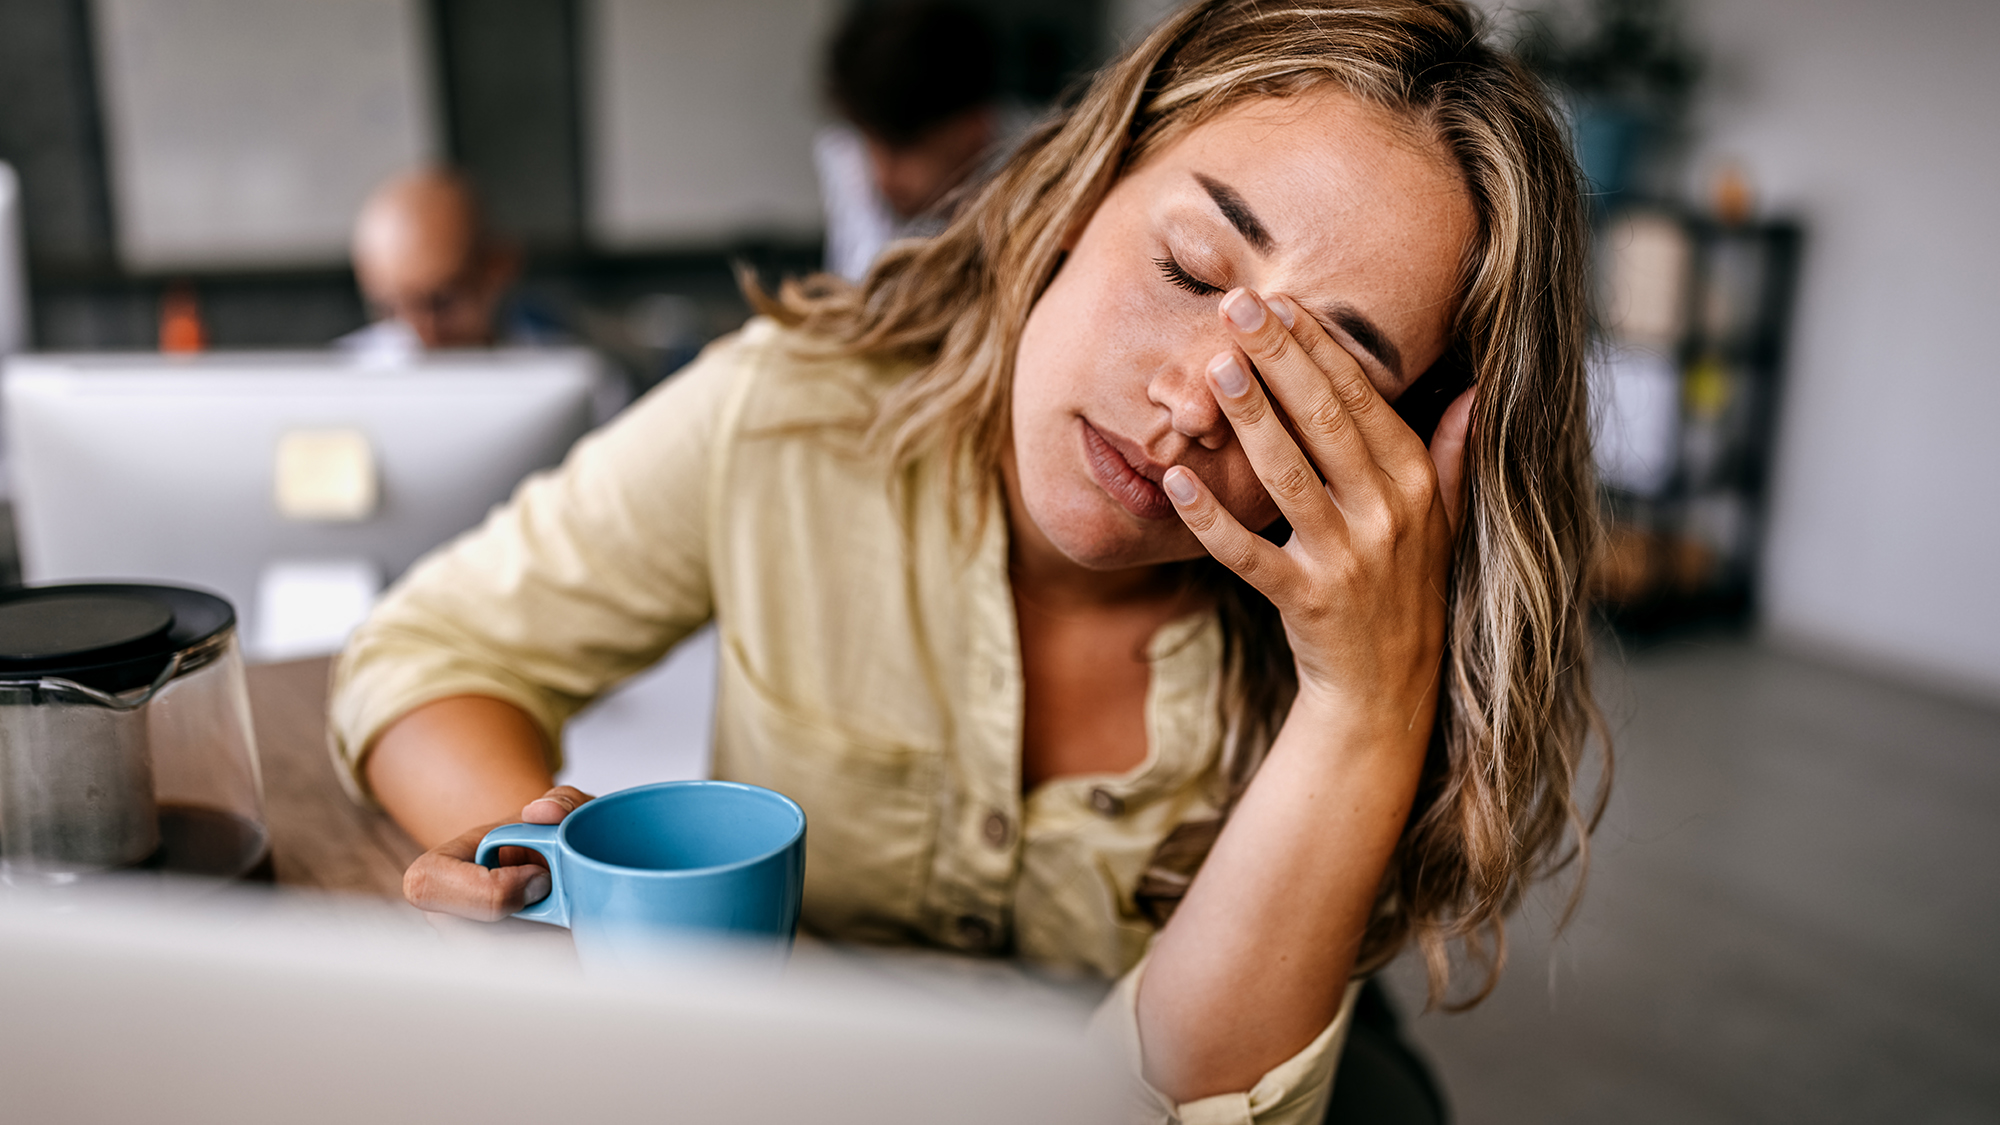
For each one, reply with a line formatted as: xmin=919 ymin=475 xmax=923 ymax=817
xmin=328 ymin=326 xmax=762 ymax=800
xmin=1089 ymin=956 xmax=1361 ymax=1125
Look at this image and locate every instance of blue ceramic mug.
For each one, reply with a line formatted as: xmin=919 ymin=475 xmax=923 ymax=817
xmin=475 ymin=780 xmax=806 ymax=964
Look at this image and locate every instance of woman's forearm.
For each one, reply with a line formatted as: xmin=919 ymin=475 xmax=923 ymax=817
xmin=1135 ymin=690 xmax=1427 ymax=1103
xmin=365 ymin=695 xmax=559 ymax=849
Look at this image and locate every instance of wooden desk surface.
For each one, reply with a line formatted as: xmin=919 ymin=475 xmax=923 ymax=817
xmin=247 ymin=656 xmax=421 ymax=900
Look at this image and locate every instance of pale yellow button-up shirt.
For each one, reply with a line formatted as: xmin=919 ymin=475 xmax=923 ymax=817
xmin=330 ymin=319 xmax=1354 ymax=1123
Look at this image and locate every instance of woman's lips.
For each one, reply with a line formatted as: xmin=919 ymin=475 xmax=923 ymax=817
xmin=1081 ymin=420 xmax=1176 ymax=521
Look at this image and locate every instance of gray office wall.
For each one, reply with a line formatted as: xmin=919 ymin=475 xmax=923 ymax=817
xmin=1681 ymin=0 xmax=2000 ymax=699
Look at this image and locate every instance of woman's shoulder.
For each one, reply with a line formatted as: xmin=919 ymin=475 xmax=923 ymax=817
xmin=722 ymin=316 xmax=923 ymax=436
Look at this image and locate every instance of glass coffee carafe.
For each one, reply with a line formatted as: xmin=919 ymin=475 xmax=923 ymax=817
xmin=0 ymin=583 xmax=269 ymax=885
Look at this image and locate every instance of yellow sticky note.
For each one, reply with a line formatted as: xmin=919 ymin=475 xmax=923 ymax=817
xmin=273 ymin=428 xmax=378 ymax=521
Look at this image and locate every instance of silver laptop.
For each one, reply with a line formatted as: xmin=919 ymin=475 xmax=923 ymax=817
xmin=0 ymin=882 xmax=1120 ymax=1123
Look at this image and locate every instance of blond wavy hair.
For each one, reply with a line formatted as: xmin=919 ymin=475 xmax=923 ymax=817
xmin=754 ymin=0 xmax=1607 ymax=1007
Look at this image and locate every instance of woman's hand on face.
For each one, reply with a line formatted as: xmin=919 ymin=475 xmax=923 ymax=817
xmin=400 ymin=785 xmax=594 ymax=921
xmin=1163 ymin=287 xmax=1474 ymax=734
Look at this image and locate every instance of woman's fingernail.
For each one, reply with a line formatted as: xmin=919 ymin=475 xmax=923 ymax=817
xmin=523 ymin=872 xmax=551 ymax=905
xmin=1265 ymin=293 xmax=1295 ymax=330
xmin=1222 ymin=288 xmax=1265 ymax=332
xmin=1209 ymin=353 xmax=1250 ymax=398
xmin=1163 ymin=467 xmax=1198 ymax=505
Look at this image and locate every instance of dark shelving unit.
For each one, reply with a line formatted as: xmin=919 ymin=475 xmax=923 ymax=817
xmin=1593 ymin=208 xmax=1803 ymax=636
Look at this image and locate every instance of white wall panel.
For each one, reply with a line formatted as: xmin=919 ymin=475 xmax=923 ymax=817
xmin=93 ymin=0 xmax=437 ymax=270
xmin=1682 ymin=0 xmax=2000 ymax=699
xmin=585 ymin=0 xmax=837 ymax=249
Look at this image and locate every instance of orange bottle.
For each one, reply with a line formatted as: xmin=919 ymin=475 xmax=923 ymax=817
xmin=159 ymin=281 xmax=206 ymax=353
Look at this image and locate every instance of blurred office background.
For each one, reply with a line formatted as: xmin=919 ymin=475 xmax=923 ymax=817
xmin=0 ymin=0 xmax=1098 ymax=364
xmin=0 ymin=0 xmax=1996 ymax=1120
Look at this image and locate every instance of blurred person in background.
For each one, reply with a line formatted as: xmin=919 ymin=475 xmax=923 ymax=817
xmin=342 ymin=1 xmax=1603 ymax=1120
xmin=340 ymin=167 xmax=562 ymax=362
xmin=341 ymin=167 xmax=627 ymax=418
xmin=815 ymin=0 xmax=1010 ymax=281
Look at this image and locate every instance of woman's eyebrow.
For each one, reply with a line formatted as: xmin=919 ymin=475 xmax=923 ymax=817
xmin=1311 ymin=304 xmax=1405 ymax=381
xmin=1194 ymin=173 xmax=1274 ymax=255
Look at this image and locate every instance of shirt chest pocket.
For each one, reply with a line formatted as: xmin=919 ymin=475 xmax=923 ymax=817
xmin=711 ymin=637 xmax=943 ymax=942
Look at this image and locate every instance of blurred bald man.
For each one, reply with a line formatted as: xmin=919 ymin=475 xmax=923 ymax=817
xmin=341 ymin=168 xmax=537 ymax=359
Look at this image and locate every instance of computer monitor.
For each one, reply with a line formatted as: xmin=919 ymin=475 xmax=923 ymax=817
xmin=3 ymin=349 xmax=598 ymax=659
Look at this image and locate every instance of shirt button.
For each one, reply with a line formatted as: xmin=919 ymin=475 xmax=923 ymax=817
xmin=954 ymin=914 xmax=994 ymax=950
xmin=982 ymin=809 xmax=1010 ymax=848
xmin=1089 ymin=787 xmax=1125 ymax=818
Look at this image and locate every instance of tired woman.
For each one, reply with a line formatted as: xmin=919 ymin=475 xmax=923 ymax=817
xmin=332 ymin=1 xmax=1605 ymax=1120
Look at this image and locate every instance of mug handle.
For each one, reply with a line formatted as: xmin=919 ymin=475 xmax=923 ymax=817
xmin=475 ymin=823 xmax=568 ymax=927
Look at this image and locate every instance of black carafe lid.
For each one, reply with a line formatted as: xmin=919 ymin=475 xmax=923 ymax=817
xmin=0 ymin=583 xmax=236 ymax=692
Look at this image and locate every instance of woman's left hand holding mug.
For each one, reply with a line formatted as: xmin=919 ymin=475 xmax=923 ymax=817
xmin=401 ymin=785 xmax=595 ymax=921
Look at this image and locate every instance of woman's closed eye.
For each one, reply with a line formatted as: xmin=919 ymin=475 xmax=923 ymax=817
xmin=1153 ymin=254 xmax=1225 ymax=298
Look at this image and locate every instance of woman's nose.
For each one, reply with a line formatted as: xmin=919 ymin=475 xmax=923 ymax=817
xmin=1149 ymin=358 xmax=1230 ymax=450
